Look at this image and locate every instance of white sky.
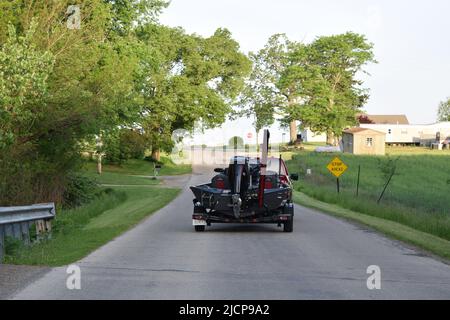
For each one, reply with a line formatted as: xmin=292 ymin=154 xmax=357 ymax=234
xmin=160 ymin=0 xmax=450 ymax=145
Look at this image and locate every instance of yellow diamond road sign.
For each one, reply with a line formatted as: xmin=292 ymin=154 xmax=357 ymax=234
xmin=327 ymin=157 xmax=348 ymax=178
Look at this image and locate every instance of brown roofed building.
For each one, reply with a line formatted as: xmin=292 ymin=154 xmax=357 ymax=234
xmin=359 ymin=114 xmax=410 ymax=125
xmin=342 ymin=128 xmax=386 ymax=155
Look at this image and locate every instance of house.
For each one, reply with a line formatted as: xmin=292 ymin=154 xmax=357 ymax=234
xmin=359 ymin=122 xmax=450 ymax=146
xmin=300 ymin=128 xmax=327 ymax=143
xmin=342 ymin=128 xmax=386 ymax=155
xmin=301 ymin=114 xmax=410 ymax=144
xmin=360 ymin=114 xmax=410 ymax=125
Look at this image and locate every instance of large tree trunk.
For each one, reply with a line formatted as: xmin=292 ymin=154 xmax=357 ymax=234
xmin=326 ymin=131 xmax=335 ymax=146
xmin=289 ymin=120 xmax=297 ymax=144
xmin=326 ymin=132 xmax=340 ymax=146
xmin=151 ymin=147 xmax=161 ymax=162
xmin=256 ymin=129 xmax=260 ymax=152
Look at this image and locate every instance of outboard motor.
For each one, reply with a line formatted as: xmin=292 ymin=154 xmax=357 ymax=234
xmin=228 ymin=156 xmax=250 ymax=218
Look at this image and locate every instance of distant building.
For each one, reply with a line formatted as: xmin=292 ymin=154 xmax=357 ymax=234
xmin=300 ymin=128 xmax=327 ymax=143
xmin=359 ymin=114 xmax=410 ymax=125
xmin=359 ymin=122 xmax=450 ymax=146
xmin=301 ymin=114 xmax=410 ymax=144
xmin=342 ymin=128 xmax=386 ymax=155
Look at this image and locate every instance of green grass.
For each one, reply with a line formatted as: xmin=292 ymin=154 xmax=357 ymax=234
xmin=386 ymin=145 xmax=450 ymax=155
xmin=3 ymin=154 xmax=188 ymax=266
xmin=83 ymin=171 xmax=159 ymax=186
xmin=293 ymin=192 xmax=450 ymax=260
xmin=286 ymin=150 xmax=450 ymax=243
xmin=83 ymin=156 xmax=191 ymax=177
xmin=4 ymin=186 xmax=180 ymax=266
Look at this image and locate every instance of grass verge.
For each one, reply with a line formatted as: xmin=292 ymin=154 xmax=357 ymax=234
xmin=293 ymin=191 xmax=450 ymax=260
xmin=4 ymin=186 xmax=180 ymax=266
xmin=83 ymin=171 xmax=160 ymax=186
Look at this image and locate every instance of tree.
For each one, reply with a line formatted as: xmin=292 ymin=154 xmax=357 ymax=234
xmin=254 ymin=34 xmax=302 ymax=144
xmin=437 ymin=98 xmax=450 ymax=122
xmin=0 ymin=21 xmax=54 ymax=150
xmin=278 ymin=42 xmax=317 ymax=144
xmin=237 ymin=51 xmax=283 ymax=149
xmin=135 ymin=24 xmax=251 ymax=161
xmin=228 ymin=136 xmax=244 ymax=149
xmin=0 ymin=0 xmax=143 ymax=205
xmin=105 ymin=0 xmax=169 ymax=35
xmin=300 ymin=32 xmax=376 ymax=145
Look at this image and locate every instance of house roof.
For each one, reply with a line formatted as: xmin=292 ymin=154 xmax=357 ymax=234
xmin=365 ymin=114 xmax=410 ymax=125
xmin=344 ymin=127 xmax=386 ymax=135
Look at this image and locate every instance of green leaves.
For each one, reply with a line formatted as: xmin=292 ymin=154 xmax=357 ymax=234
xmin=0 ymin=20 xmax=55 ymax=147
xmin=437 ymin=98 xmax=450 ymax=122
xmin=300 ymin=33 xmax=376 ymax=143
xmin=237 ymin=32 xmax=376 ymax=145
xmin=135 ymin=24 xmax=251 ymax=152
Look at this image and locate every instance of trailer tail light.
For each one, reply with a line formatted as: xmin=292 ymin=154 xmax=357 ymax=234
xmin=215 ymin=178 xmax=225 ymax=189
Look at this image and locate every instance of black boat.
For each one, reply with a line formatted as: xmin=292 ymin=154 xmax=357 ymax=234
xmin=190 ymin=130 xmax=298 ymax=232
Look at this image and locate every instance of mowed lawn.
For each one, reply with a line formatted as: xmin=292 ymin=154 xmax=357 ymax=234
xmin=286 ymin=149 xmax=450 ymax=241
xmin=83 ymin=157 xmax=192 ymax=177
xmin=82 ymin=157 xmax=191 ymax=186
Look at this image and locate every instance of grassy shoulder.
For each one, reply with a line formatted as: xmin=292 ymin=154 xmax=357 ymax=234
xmin=293 ymin=191 xmax=450 ymax=260
xmin=4 ymin=186 xmax=180 ymax=266
xmin=286 ymin=150 xmax=450 ymax=237
xmin=83 ymin=171 xmax=160 ymax=186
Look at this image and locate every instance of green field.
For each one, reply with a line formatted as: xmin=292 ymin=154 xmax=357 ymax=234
xmin=286 ymin=150 xmax=450 ymax=242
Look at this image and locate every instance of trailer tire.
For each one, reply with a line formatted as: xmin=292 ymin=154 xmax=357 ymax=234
xmin=195 ymin=225 xmax=205 ymax=232
xmin=283 ymin=219 xmax=293 ymax=233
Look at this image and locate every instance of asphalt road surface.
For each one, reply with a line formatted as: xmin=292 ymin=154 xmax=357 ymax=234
xmin=10 ymin=164 xmax=450 ymax=299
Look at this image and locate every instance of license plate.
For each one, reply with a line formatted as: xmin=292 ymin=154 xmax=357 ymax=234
xmin=192 ymin=219 xmax=207 ymax=226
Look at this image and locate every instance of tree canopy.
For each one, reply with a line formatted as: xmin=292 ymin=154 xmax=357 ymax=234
xmin=0 ymin=0 xmax=249 ymax=205
xmin=0 ymin=0 xmax=377 ymax=206
xmin=437 ymin=98 xmax=450 ymax=122
xmin=238 ymin=32 xmax=376 ymax=146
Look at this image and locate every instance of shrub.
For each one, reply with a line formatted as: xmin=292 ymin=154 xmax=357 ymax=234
xmin=104 ymin=129 xmax=149 ymax=164
xmin=63 ymin=173 xmax=99 ymax=208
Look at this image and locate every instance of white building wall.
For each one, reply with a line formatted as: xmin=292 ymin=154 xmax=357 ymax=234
xmin=301 ymin=128 xmax=327 ymax=143
xmin=360 ymin=122 xmax=450 ymax=145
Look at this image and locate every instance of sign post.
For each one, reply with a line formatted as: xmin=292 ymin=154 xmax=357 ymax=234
xmin=327 ymin=157 xmax=348 ymax=194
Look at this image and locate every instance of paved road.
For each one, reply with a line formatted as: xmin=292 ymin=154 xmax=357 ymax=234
xmin=11 ymin=165 xmax=450 ymax=299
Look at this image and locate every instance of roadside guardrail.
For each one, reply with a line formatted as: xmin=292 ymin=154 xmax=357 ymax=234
xmin=0 ymin=203 xmax=56 ymax=263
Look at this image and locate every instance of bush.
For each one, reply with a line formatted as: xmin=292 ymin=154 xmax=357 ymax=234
xmin=63 ymin=173 xmax=99 ymax=208
xmin=104 ymin=129 xmax=149 ymax=164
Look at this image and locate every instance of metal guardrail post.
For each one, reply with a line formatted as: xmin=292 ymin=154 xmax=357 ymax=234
xmin=0 ymin=203 xmax=55 ymax=263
